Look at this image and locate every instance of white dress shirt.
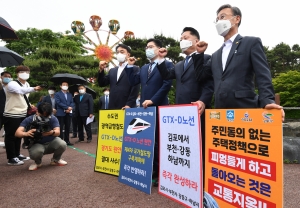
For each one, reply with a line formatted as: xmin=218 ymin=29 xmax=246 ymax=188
xmin=117 ymin=62 xmax=128 ymax=81
xmin=222 ymin=33 xmax=239 ymax=70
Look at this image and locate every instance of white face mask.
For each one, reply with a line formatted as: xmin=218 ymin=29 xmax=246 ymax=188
xmin=146 ymin=48 xmax=156 ymax=59
xmin=104 ymin=91 xmax=109 ymax=95
xmin=116 ymin=53 xmax=126 ymax=63
xmin=215 ymin=18 xmax=234 ymax=37
xmin=19 ymin=73 xmax=30 ymax=80
xmin=180 ymin=40 xmax=193 ymax=52
xmin=48 ymin=90 xmax=54 ymax=95
xmin=61 ymin=86 xmax=68 ymax=91
xmin=79 ymin=89 xmax=85 ymax=94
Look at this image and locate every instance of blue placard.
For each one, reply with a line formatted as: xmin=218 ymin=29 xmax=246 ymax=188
xmin=118 ymin=107 xmax=156 ymax=194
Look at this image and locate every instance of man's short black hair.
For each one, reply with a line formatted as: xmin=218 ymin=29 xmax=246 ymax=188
xmin=38 ymin=102 xmax=53 ymax=117
xmin=181 ymin=27 xmax=200 ymax=40
xmin=78 ymin=84 xmax=86 ymax=88
xmin=1 ymin=71 xmax=12 ymax=77
xmin=116 ymin=44 xmax=131 ymax=53
xmin=146 ymin=38 xmax=162 ymax=48
xmin=103 ymin=87 xmax=109 ymax=92
xmin=48 ymin=86 xmax=56 ymax=90
xmin=217 ymin=4 xmax=242 ymax=27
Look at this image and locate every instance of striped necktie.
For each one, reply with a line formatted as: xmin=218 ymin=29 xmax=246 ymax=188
xmin=148 ymin=62 xmax=154 ymax=78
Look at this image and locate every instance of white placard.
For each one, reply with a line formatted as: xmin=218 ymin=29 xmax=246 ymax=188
xmin=158 ymin=105 xmax=202 ymax=208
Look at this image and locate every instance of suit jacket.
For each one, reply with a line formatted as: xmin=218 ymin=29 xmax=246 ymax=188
xmin=198 ymin=34 xmax=275 ymax=108
xmin=157 ymin=53 xmax=214 ymax=106
xmin=125 ymin=60 xmax=173 ymax=106
xmin=54 ymin=91 xmax=75 ymax=116
xmin=99 ymin=95 xmax=109 ymax=110
xmin=41 ymin=95 xmax=57 ymax=109
xmin=74 ymin=93 xmax=94 ymax=117
xmin=97 ymin=65 xmax=140 ymax=109
xmin=0 ymin=87 xmax=6 ymax=115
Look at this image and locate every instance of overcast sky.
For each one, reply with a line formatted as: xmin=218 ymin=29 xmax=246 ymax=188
xmin=0 ymin=0 xmax=298 ymax=56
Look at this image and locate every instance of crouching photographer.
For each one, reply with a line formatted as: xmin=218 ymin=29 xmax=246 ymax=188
xmin=15 ymin=102 xmax=67 ymax=171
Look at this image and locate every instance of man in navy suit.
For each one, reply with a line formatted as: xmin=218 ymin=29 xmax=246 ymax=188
xmin=54 ymin=81 xmax=75 ymax=145
xmin=98 ymin=88 xmax=110 ymax=110
xmin=98 ymin=44 xmax=140 ymax=109
xmin=41 ymin=86 xmax=57 ymax=115
xmin=125 ymin=38 xmax=174 ymax=186
xmin=125 ymin=39 xmax=173 ymax=107
xmin=73 ymin=85 xmax=94 ymax=143
xmin=194 ymin=4 xmax=284 ymax=119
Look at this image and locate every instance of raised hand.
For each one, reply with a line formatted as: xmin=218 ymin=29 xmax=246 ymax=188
xmin=158 ymin=48 xmax=168 ymax=58
xmin=196 ymin=41 xmax=208 ymax=54
xmin=127 ymin=57 xmax=136 ymax=65
xmin=99 ymin=61 xmax=108 ymax=72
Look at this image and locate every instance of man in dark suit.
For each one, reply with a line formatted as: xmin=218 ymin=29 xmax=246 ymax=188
xmin=157 ymin=27 xmax=214 ymax=187
xmin=0 ymin=71 xmax=12 ymax=137
xmin=54 ymin=81 xmax=75 ymax=145
xmin=97 ymin=44 xmax=140 ymax=109
xmin=74 ymin=85 xmax=94 ymax=143
xmin=194 ymin=4 xmax=284 ymax=119
xmin=125 ymin=38 xmax=174 ymax=186
xmin=157 ymin=27 xmax=214 ymax=135
xmin=41 ymin=86 xmax=57 ymax=115
xmin=98 ymin=88 xmax=110 ymax=110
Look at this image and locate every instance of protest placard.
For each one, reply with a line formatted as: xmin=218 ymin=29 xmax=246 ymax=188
xmin=118 ymin=107 xmax=156 ymax=194
xmin=159 ymin=105 xmax=202 ymax=208
xmin=94 ymin=110 xmax=124 ymax=176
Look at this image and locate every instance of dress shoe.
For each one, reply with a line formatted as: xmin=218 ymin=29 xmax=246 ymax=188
xmin=66 ymin=142 xmax=74 ymax=146
xmin=75 ymin=139 xmax=84 ymax=143
xmin=87 ymin=140 xmax=92 ymax=143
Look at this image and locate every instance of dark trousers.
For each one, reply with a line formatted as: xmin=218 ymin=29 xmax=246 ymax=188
xmin=72 ymin=116 xmax=78 ymax=136
xmin=57 ymin=115 xmax=71 ymax=143
xmin=3 ymin=116 xmax=26 ymax=159
xmin=0 ymin=115 xmax=4 ymax=130
xmin=77 ymin=116 xmax=92 ymax=141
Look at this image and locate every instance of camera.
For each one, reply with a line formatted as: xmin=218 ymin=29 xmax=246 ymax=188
xmin=22 ymin=116 xmax=52 ymax=149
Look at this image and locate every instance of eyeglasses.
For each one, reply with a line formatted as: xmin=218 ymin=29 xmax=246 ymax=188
xmin=214 ymin=14 xmax=235 ymax=23
xmin=18 ymin=71 xmax=30 ymax=74
xmin=145 ymin=45 xmax=156 ymax=50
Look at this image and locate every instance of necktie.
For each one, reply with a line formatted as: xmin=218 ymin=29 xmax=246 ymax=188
xmin=183 ymin=55 xmax=191 ymax=70
xmin=80 ymin=95 xmax=83 ymax=101
xmin=105 ymin=95 xmax=108 ymax=109
xmin=148 ymin=62 xmax=154 ymax=78
xmin=64 ymin=92 xmax=67 ymax=100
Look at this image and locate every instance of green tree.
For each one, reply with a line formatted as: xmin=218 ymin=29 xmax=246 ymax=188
xmin=265 ymin=42 xmax=300 ymax=77
xmin=4 ymin=28 xmax=100 ymax=105
xmin=273 ymin=70 xmax=300 ymax=106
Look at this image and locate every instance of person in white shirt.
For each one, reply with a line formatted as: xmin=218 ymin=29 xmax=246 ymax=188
xmin=3 ymin=66 xmax=42 ymax=165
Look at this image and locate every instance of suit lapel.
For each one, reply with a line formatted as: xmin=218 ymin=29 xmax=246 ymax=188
xmin=117 ymin=66 xmax=126 ymax=83
xmin=147 ymin=63 xmax=157 ymax=82
xmin=224 ymin=34 xmax=243 ymax=72
xmin=216 ymin=46 xmax=223 ymax=74
xmin=180 ymin=60 xmax=189 ymax=77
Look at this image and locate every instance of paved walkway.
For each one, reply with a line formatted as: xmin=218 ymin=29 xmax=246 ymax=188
xmin=0 ymin=132 xmax=299 ymax=208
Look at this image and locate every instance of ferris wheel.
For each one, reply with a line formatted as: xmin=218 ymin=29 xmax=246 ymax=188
xmin=71 ymin=15 xmax=135 ymax=67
